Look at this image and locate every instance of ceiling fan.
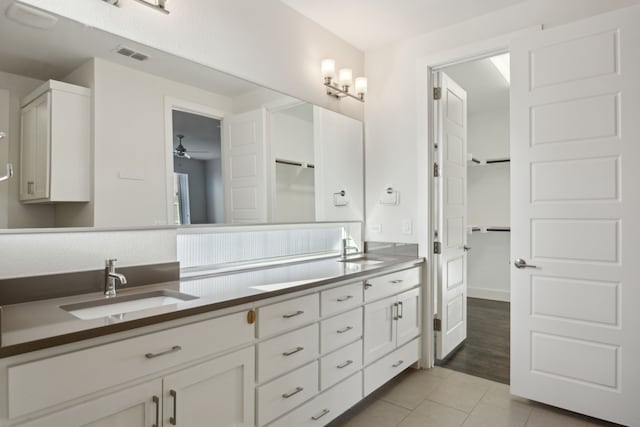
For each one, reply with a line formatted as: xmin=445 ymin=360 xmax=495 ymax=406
xmin=173 ymin=135 xmax=191 ymax=159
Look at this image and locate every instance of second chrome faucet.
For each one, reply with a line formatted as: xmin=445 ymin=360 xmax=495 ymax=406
xmin=104 ymin=258 xmax=127 ymax=297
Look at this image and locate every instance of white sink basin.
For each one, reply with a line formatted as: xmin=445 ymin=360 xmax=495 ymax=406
xmin=61 ymin=290 xmax=198 ymax=320
xmin=338 ymin=256 xmax=385 ymax=265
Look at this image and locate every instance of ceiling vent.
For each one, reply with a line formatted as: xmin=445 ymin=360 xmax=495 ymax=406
xmin=116 ymin=46 xmax=149 ymax=61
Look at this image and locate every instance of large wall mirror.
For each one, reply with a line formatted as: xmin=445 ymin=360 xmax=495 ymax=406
xmin=0 ymin=1 xmax=364 ymax=229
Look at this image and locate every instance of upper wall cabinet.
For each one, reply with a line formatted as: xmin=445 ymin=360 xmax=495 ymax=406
xmin=20 ymin=80 xmax=90 ymax=204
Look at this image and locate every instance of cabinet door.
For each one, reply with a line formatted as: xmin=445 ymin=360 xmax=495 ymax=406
xmin=396 ymin=288 xmax=421 ymax=347
xmin=16 ymin=379 xmax=161 ymax=427
xmin=363 ymin=296 xmax=396 ymax=365
xmin=162 ymin=346 xmax=255 ymax=427
xmin=20 ymin=93 xmax=50 ymax=201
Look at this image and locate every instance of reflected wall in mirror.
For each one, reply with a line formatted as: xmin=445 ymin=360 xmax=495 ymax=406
xmin=0 ymin=1 xmax=363 ymax=229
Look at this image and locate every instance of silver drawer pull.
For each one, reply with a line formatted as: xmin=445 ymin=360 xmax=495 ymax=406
xmin=337 ymin=295 xmax=353 ymax=302
xmin=311 ymin=408 xmax=331 ymax=420
xmin=283 ymin=310 xmax=304 ymax=319
xmin=282 ymin=386 xmax=304 ymax=398
xmin=336 ymin=326 xmax=353 ymax=334
xmin=392 ymin=360 xmax=404 ymax=368
xmin=390 ymin=279 xmax=404 ymax=284
xmin=337 ymin=359 xmax=353 ymax=369
xmin=145 ymin=345 xmax=182 ymax=359
xmin=152 ymin=396 xmax=160 ymax=427
xmin=282 ymin=346 xmax=304 ymax=356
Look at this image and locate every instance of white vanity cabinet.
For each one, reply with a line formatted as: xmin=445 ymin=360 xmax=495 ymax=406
xmin=19 ymin=80 xmax=90 ymax=203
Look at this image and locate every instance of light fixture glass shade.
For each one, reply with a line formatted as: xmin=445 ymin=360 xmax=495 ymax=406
xmin=355 ymin=77 xmax=368 ymax=96
xmin=338 ymin=68 xmax=353 ymax=87
xmin=321 ymin=58 xmax=336 ymax=79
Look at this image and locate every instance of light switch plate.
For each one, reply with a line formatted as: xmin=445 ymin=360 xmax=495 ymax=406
xmin=402 ymin=219 xmax=413 ymax=235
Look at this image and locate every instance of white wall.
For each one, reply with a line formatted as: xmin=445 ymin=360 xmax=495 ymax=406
xmin=364 ymin=0 xmax=640 ymax=252
xmin=91 ymin=58 xmax=233 ymax=227
xmin=468 ymin=108 xmax=509 ymax=161
xmin=20 ymin=0 xmax=364 ymax=121
xmin=205 ymin=158 xmax=224 ymax=223
xmin=174 ymin=158 xmax=208 ymax=224
xmin=0 ymin=71 xmax=56 ymax=228
xmin=467 ymin=231 xmax=510 ymax=301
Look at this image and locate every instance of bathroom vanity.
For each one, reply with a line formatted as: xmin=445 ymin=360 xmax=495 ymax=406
xmin=0 ymin=255 xmax=424 ymax=427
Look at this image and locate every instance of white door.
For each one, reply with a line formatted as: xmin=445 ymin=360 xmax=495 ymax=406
xmin=19 ymin=93 xmax=50 ymax=201
xmin=435 ymin=73 xmax=469 ymax=360
xmin=162 ymin=346 xmax=255 ymax=427
xmin=363 ymin=296 xmax=397 ymax=364
xmin=16 ymin=379 xmax=161 ymax=427
xmin=222 ymin=108 xmax=268 ymax=223
xmin=510 ymin=6 xmax=640 ymax=426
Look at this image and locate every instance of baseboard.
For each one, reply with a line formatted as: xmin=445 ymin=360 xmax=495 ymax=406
xmin=468 ymin=287 xmax=510 ymax=302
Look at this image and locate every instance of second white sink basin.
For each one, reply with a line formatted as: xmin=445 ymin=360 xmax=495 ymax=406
xmin=61 ymin=290 xmax=198 ymax=320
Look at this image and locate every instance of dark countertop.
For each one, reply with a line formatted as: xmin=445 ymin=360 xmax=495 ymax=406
xmin=0 ymin=255 xmax=424 ymax=358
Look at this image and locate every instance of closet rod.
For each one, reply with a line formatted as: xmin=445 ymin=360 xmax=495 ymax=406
xmin=485 ymin=159 xmax=510 ymax=164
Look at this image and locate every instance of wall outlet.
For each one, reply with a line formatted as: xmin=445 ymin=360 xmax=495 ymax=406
xmin=401 ymin=219 xmax=413 ymax=235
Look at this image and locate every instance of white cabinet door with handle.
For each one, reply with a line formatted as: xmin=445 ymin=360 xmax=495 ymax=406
xmin=363 ymin=296 xmax=397 ymax=365
xmin=162 ymin=346 xmax=255 ymax=427
xmin=396 ymin=288 xmax=421 ymax=347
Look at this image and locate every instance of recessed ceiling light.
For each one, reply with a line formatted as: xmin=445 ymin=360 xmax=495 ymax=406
xmin=490 ymin=53 xmax=510 ymax=85
xmin=5 ymin=2 xmax=58 ymax=30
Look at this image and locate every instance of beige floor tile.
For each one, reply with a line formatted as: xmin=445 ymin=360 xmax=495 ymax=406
xmin=379 ymin=369 xmax=444 ymax=409
xmin=427 ymin=366 xmax=456 ymax=379
xmin=447 ymin=370 xmax=495 ymax=388
xmin=525 ymin=407 xmax=605 ymax=427
xmin=398 ymin=400 xmax=468 ymax=427
xmin=480 ymin=383 xmax=537 ymax=410
xmin=341 ymin=399 xmax=410 ymax=427
xmin=462 ymin=402 xmax=532 ymax=427
xmin=427 ymin=372 xmax=491 ymax=413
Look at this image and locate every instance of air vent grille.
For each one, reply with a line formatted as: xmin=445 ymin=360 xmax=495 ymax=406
xmin=116 ymin=46 xmax=149 ymax=61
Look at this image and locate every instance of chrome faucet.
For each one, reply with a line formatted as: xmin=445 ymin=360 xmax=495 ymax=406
xmin=341 ymin=238 xmax=359 ymax=260
xmin=105 ymin=258 xmax=127 ymax=297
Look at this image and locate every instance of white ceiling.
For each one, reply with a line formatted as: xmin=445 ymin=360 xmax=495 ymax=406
xmin=443 ymin=55 xmax=509 ymax=114
xmin=280 ymin=0 xmax=528 ymax=51
xmin=0 ymin=0 xmax=260 ymax=96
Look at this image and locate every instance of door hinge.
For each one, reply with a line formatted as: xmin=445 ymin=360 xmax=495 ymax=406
xmin=433 ymin=162 xmax=440 ymax=178
xmin=433 ymin=241 xmax=441 ymax=254
xmin=433 ymin=87 xmax=442 ymax=100
xmin=433 ymin=318 xmax=442 ymax=331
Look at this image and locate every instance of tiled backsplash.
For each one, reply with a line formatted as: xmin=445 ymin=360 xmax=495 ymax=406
xmin=177 ymin=222 xmax=363 ymax=270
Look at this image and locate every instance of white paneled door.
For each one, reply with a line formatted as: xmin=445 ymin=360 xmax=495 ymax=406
xmin=435 ymin=73 xmax=469 ymax=360
xmin=222 ymin=108 xmax=268 ymax=223
xmin=510 ymin=6 xmax=640 ymax=426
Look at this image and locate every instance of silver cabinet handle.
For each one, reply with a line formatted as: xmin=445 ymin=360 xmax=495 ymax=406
xmin=337 ymin=360 xmax=353 ymax=369
xmin=169 ymin=390 xmax=177 ymax=425
xmin=311 ymin=409 xmax=331 ymax=420
xmin=514 ymin=258 xmax=538 ymax=269
xmin=152 ymin=396 xmax=160 ymax=427
xmin=27 ymin=181 xmax=34 ymax=195
xmin=336 ymin=326 xmax=353 ymax=334
xmin=145 ymin=345 xmax=182 ymax=359
xmin=390 ymin=279 xmax=404 ymax=284
xmin=282 ymin=346 xmax=304 ymax=356
xmin=393 ymin=302 xmax=399 ymax=320
xmin=282 ymin=386 xmax=304 ymax=398
xmin=392 ymin=360 xmax=404 ymax=368
xmin=283 ymin=310 xmax=304 ymax=319
xmin=337 ymin=295 xmax=353 ymax=302
xmin=398 ymin=301 xmax=404 ymax=319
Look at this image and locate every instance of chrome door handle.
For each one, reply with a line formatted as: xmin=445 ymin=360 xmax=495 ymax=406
xmin=514 ymin=258 xmax=537 ymax=269
xmin=283 ymin=310 xmax=304 ymax=319
xmin=464 ymin=245 xmax=471 ymax=251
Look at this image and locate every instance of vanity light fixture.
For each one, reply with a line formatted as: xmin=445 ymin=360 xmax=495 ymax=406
xmin=102 ymin=0 xmax=170 ymax=14
xmin=322 ymin=58 xmax=367 ymax=102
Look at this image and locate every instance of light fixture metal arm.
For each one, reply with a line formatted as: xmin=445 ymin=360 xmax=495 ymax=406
xmin=324 ymin=81 xmax=365 ymax=102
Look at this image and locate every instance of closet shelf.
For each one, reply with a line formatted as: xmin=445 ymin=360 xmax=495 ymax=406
xmin=275 ymin=158 xmax=315 ymax=169
xmin=467 ymin=156 xmax=510 ymax=166
xmin=468 ymin=225 xmax=511 ymax=233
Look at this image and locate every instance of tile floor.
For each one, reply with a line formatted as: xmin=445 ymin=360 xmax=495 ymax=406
xmin=329 ymin=367 xmax=620 ymax=427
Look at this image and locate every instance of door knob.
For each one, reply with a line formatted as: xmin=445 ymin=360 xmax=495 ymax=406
xmin=514 ymin=258 xmax=537 ymax=269
xmin=463 ymin=246 xmax=471 ymax=251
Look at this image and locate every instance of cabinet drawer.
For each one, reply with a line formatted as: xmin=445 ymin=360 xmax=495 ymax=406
xmin=320 ymin=308 xmax=362 ymax=354
xmin=269 ymin=372 xmax=362 ymax=427
xmin=257 ymin=361 xmax=319 ymax=426
xmin=7 ymin=311 xmax=254 ymax=419
xmin=258 ymin=323 xmax=319 ymax=383
xmin=320 ymin=339 xmax=362 ymax=390
xmin=320 ymin=282 xmax=363 ymax=317
xmin=364 ymin=267 xmax=421 ymax=302
xmin=258 ymin=293 xmax=319 ymax=338
xmin=364 ymin=338 xmax=420 ymax=396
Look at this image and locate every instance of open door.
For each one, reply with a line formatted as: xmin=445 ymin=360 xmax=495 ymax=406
xmin=510 ymin=6 xmax=640 ymax=425
xmin=221 ymin=108 xmax=268 ymax=223
xmin=435 ymin=73 xmax=469 ymax=360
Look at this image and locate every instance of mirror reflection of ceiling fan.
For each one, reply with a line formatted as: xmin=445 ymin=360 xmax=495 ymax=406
xmin=173 ymin=134 xmax=208 ymax=159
